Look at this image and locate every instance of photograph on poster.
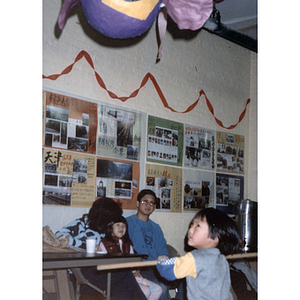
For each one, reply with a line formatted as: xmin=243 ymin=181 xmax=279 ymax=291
xmin=45 ymin=117 xmax=67 ymax=148
xmin=44 ymin=91 xmax=97 ymax=154
xmin=145 ymin=164 xmax=182 ymax=212
xmin=216 ymin=132 xmax=244 ymax=173
xmin=97 ymin=104 xmax=142 ymax=160
xmin=96 ymin=159 xmax=133 ymax=199
xmin=157 ymin=177 xmax=172 ymax=209
xmin=43 ymin=172 xmax=72 ymax=206
xmin=183 ymin=169 xmax=214 ymax=211
xmin=72 ymin=159 xmax=88 ymax=183
xmin=145 ymin=176 xmax=172 ymax=210
xmin=216 ymin=173 xmax=244 ymax=214
xmin=43 ymin=150 xmax=72 ymax=206
xmin=184 ymin=125 xmax=215 ymax=170
xmin=147 ymin=127 xmax=178 ymax=163
xmin=147 ymin=115 xmax=183 ymax=167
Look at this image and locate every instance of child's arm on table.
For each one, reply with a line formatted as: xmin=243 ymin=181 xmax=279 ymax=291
xmin=156 ymin=252 xmax=197 ymax=281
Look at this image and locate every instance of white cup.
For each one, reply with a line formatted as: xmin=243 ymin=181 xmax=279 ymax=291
xmin=86 ymin=238 xmax=96 ymax=254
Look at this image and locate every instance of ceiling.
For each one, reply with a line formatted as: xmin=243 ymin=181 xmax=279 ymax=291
xmin=214 ymin=0 xmax=257 ymax=41
xmin=199 ymin=0 xmax=257 ymax=52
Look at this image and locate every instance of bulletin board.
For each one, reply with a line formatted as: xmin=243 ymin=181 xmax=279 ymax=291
xmin=147 ymin=115 xmax=184 ymax=167
xmin=216 ymin=131 xmax=245 ymax=174
xmin=42 ymin=90 xmax=247 ymax=213
xmin=145 ymin=164 xmax=182 ymax=212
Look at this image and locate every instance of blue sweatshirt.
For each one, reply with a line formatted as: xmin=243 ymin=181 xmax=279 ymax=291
xmin=126 ymin=214 xmax=169 ymax=261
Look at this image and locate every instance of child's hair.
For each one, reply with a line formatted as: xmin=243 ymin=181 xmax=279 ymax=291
xmin=88 ymin=197 xmax=122 ymax=233
xmin=192 ymin=208 xmax=240 ymax=255
xmin=105 ymin=215 xmax=131 ymax=244
xmin=137 ymin=189 xmax=157 ymax=203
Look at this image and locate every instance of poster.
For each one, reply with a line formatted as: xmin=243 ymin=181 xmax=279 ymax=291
xmin=147 ymin=115 xmax=184 ymax=167
xmin=145 ymin=164 xmax=182 ymax=212
xmin=216 ymin=131 xmax=245 ymax=173
xmin=216 ymin=173 xmax=244 ymax=214
xmin=183 ymin=169 xmax=215 ymax=211
xmin=184 ymin=125 xmax=215 ymax=170
xmin=44 ymin=92 xmax=97 ymax=154
xmin=97 ymin=104 xmax=142 ymax=160
xmin=43 ymin=148 xmax=96 ymax=207
xmin=96 ymin=157 xmax=140 ymax=210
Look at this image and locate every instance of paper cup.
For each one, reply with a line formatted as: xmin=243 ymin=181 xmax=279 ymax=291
xmin=86 ymin=238 xmax=96 ymax=253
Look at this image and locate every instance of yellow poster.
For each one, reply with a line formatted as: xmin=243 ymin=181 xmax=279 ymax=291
xmin=43 ymin=148 xmax=96 ymax=207
xmin=216 ymin=131 xmax=245 ymax=174
xmin=145 ymin=164 xmax=182 ymax=213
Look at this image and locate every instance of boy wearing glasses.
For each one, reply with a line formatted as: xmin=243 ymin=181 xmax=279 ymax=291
xmin=127 ymin=189 xmax=170 ymax=300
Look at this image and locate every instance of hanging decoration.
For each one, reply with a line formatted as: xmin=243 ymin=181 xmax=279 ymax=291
xmin=163 ymin=0 xmax=213 ymax=31
xmin=157 ymin=0 xmax=213 ymax=58
xmin=42 ymin=50 xmax=251 ymax=130
xmin=58 ymin=0 xmax=162 ymax=39
xmin=57 ymin=0 xmax=226 ymax=58
xmin=58 ymin=0 xmax=218 ymax=41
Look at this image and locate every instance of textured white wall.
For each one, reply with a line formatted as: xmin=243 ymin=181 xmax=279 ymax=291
xmin=43 ymin=0 xmax=257 ymax=255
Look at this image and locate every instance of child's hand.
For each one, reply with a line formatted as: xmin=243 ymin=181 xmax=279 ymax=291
xmin=133 ymin=270 xmax=141 ymax=277
xmin=157 ymin=255 xmax=169 ymax=261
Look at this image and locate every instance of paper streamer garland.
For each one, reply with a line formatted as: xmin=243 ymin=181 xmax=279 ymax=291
xmin=42 ymin=50 xmax=251 ymax=130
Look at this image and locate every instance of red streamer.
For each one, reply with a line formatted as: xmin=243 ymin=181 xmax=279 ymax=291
xmin=43 ymin=50 xmax=251 ymax=129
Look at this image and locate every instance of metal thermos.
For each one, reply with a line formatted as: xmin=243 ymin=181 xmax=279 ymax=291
xmin=235 ymin=199 xmax=258 ymax=252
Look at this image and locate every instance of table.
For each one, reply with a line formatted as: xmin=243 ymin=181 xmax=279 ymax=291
xmin=43 ymin=251 xmax=147 ymax=270
xmin=96 ymin=251 xmax=258 ymax=271
xmin=43 ymin=251 xmax=148 ymax=300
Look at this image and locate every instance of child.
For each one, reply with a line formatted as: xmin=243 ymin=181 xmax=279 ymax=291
xmin=156 ymin=208 xmax=240 ymax=300
xmin=99 ymin=216 xmax=162 ymax=300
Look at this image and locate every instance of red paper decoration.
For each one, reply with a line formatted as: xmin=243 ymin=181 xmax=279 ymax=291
xmin=42 ymin=50 xmax=251 ymax=129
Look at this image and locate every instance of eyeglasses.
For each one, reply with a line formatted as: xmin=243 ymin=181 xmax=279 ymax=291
xmin=140 ymin=199 xmax=156 ymax=206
